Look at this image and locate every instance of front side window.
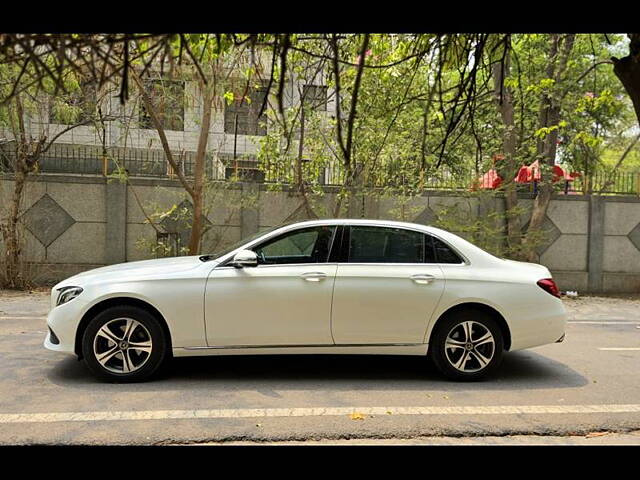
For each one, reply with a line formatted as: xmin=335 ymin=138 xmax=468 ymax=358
xmin=206 ymin=225 xmax=283 ymax=261
xmin=348 ymin=226 xmax=424 ymax=263
xmin=253 ymin=226 xmax=336 ymax=265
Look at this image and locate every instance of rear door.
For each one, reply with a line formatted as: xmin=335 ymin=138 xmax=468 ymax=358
xmin=330 ymin=225 xmax=445 ymax=345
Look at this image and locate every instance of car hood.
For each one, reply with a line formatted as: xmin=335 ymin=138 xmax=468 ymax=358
xmin=55 ymin=256 xmax=218 ymax=288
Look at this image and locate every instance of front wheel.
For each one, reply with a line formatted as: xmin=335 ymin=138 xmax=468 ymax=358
xmin=81 ymin=306 xmax=167 ymax=383
xmin=430 ymin=309 xmax=504 ymax=381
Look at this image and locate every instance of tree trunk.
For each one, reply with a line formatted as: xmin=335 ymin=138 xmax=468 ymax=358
xmin=492 ymin=39 xmax=522 ymax=255
xmin=523 ymin=182 xmax=553 ymax=262
xmin=133 ymin=71 xmax=208 ymax=256
xmin=527 ymin=105 xmax=562 ymax=243
xmin=187 ymin=85 xmax=214 ymax=255
xmin=612 ymin=34 xmax=640 ymax=127
xmin=2 ymin=96 xmax=30 ymax=288
xmin=293 ymin=107 xmax=317 ymax=219
xmin=1 ymin=165 xmax=26 ymax=288
xmin=524 ymin=34 xmax=575 ymax=262
xmin=330 ymin=33 xmax=369 ymax=219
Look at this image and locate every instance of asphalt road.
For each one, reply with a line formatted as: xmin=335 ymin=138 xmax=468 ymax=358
xmin=1 ymin=290 xmax=639 ymax=445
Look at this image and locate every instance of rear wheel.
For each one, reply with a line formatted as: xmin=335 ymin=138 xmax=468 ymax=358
xmin=81 ymin=306 xmax=167 ymax=383
xmin=430 ymin=309 xmax=504 ymax=381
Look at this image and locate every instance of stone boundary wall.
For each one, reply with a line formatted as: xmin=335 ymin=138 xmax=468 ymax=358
xmin=1 ymin=174 xmax=639 ymax=293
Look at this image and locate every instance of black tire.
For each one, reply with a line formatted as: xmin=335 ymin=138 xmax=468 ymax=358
xmin=430 ymin=308 xmax=504 ymax=381
xmin=81 ymin=306 xmax=167 ymax=383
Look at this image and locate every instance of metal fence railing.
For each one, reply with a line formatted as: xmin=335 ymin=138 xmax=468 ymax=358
xmin=570 ymin=170 xmax=640 ymax=195
xmin=38 ymin=144 xmax=226 ymax=180
xmin=1 ymin=141 xmax=639 ymax=195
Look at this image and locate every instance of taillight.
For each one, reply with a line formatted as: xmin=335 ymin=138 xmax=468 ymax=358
xmin=537 ymin=278 xmax=561 ymax=298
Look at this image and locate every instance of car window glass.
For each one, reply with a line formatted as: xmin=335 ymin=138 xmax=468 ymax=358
xmin=206 ymin=225 xmax=282 ymax=260
xmin=424 ymin=234 xmax=437 ymax=263
xmin=253 ymin=226 xmax=336 ymax=265
xmin=348 ymin=226 xmax=424 ymax=263
xmin=432 ymin=236 xmax=463 ymax=264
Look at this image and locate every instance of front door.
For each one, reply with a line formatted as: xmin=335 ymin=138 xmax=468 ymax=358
xmin=205 ymin=225 xmax=338 ymax=347
xmin=331 ymin=225 xmax=446 ymax=345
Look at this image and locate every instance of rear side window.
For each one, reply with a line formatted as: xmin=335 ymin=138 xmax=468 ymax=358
xmin=348 ymin=226 xmax=424 ymax=263
xmin=431 ymin=236 xmax=463 ymax=264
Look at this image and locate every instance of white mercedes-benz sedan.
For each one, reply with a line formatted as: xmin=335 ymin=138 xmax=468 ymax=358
xmin=44 ymin=219 xmax=567 ymax=382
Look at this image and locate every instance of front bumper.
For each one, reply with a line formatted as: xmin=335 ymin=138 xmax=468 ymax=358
xmin=43 ymin=297 xmax=88 ymax=355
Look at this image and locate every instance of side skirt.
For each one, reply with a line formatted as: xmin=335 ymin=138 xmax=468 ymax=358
xmin=173 ymin=343 xmax=428 ymax=357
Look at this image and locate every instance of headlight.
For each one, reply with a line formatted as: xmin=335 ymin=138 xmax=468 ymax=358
xmin=56 ymin=286 xmax=83 ymax=306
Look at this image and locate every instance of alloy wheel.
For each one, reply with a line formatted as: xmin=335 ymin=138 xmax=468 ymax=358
xmin=92 ymin=318 xmax=153 ymax=374
xmin=444 ymin=320 xmax=495 ymax=373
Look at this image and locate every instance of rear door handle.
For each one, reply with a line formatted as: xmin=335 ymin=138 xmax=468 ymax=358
xmin=411 ymin=274 xmax=435 ymax=285
xmin=301 ymin=272 xmax=328 ymax=282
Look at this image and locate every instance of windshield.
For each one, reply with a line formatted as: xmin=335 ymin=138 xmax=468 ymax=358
xmin=200 ymin=224 xmax=287 ymax=261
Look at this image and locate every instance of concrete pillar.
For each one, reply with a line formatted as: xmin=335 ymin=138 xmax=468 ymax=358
xmin=240 ymin=182 xmax=260 ymax=237
xmin=105 ymin=181 xmax=127 ymax=264
xmin=587 ymin=195 xmax=605 ymax=292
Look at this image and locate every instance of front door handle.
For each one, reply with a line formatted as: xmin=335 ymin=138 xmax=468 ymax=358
xmin=301 ymin=272 xmax=328 ymax=282
xmin=411 ymin=274 xmax=435 ymax=285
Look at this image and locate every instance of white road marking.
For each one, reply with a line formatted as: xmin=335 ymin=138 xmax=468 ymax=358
xmin=0 ymin=316 xmax=47 ymax=320
xmin=1 ymin=404 xmax=640 ymax=424
xmin=598 ymin=348 xmax=640 ymax=351
xmin=573 ymin=321 xmax=640 ymax=324
xmin=569 ymin=321 xmax=640 ymax=325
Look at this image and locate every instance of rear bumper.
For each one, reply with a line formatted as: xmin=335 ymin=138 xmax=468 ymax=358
xmin=508 ymin=303 xmax=567 ymax=351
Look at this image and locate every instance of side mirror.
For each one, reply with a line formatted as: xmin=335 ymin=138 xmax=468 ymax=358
xmin=230 ymin=249 xmax=258 ymax=268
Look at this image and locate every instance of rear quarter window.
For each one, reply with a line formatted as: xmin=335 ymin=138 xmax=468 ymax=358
xmin=431 ymin=236 xmax=463 ymax=264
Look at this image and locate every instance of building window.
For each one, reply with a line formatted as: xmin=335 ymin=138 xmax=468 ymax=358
xmin=224 ymin=86 xmax=267 ymax=136
xmin=139 ymin=79 xmax=185 ymax=132
xmin=223 ymin=157 xmax=265 ymax=182
xmin=302 ymin=85 xmax=328 ymax=111
xmin=49 ymin=81 xmax=97 ymax=125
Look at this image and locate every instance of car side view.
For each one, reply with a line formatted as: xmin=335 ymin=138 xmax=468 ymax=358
xmin=44 ymin=219 xmax=567 ymax=382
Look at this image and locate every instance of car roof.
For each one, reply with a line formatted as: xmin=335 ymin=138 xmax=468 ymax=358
xmin=278 ymin=218 xmax=437 ymax=231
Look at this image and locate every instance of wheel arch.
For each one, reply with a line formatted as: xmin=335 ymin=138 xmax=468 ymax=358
xmin=75 ymin=297 xmax=173 ymax=358
xmin=427 ymin=302 xmax=512 ymax=351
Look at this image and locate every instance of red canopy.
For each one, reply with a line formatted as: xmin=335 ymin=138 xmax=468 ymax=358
xmin=552 ymin=164 xmax=580 ymax=181
xmin=515 ymin=160 xmax=542 ymax=183
xmin=477 ymin=161 xmax=579 ymax=190
xmin=477 ymin=169 xmax=502 ymax=189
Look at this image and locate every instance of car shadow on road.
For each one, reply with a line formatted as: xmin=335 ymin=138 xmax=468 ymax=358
xmin=46 ymin=349 xmax=588 ymax=392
